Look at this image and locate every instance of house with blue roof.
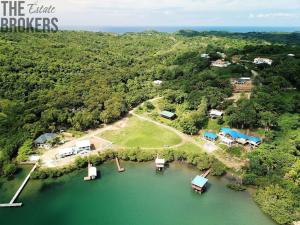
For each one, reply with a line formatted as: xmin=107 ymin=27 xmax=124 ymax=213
xmin=204 ymin=132 xmax=218 ymax=141
xmin=220 ymin=128 xmax=262 ymax=146
xmin=191 ymin=175 xmax=208 ymax=193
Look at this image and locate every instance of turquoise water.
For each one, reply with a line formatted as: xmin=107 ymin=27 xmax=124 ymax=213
xmin=0 ymin=162 xmax=276 ymax=225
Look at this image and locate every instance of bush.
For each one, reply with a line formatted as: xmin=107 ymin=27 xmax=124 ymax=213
xmin=243 ymin=173 xmax=258 ymax=185
xmin=144 ymin=101 xmax=155 ymax=111
xmin=211 ymin=160 xmax=227 ymax=176
xmin=75 ymin=157 xmax=88 ymax=168
xmin=3 ymin=163 xmax=17 ymax=177
xmin=31 ymin=170 xmax=48 ymax=179
xmin=217 ymin=117 xmax=224 ymax=125
xmin=254 ymin=185 xmax=297 ymax=224
xmin=227 ymin=183 xmax=246 ymax=191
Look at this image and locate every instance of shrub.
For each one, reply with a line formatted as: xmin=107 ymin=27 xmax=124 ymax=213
xmin=144 ymin=101 xmax=155 ymax=111
xmin=75 ymin=157 xmax=88 ymax=168
xmin=3 ymin=163 xmax=17 ymax=177
xmin=254 ymin=185 xmax=297 ymax=224
xmin=227 ymin=183 xmax=246 ymax=191
xmin=243 ymin=173 xmax=258 ymax=185
xmin=211 ymin=160 xmax=227 ymax=176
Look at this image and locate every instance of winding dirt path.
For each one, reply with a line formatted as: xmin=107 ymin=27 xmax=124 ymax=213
xmin=40 ymin=97 xmax=245 ymax=170
xmin=130 ymin=101 xmax=246 ymax=171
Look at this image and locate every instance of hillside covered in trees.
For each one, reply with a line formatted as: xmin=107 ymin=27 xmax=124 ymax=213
xmin=0 ymin=30 xmax=299 ymax=223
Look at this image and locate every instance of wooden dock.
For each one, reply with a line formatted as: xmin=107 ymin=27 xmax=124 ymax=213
xmin=201 ymin=169 xmax=211 ymax=178
xmin=0 ymin=163 xmax=37 ymax=208
xmin=115 ymin=157 xmax=125 ymax=172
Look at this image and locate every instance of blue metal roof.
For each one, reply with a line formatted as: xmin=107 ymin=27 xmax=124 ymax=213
xmin=192 ymin=175 xmax=208 ymax=188
xmin=204 ymin=132 xmax=218 ymax=140
xmin=220 ymin=128 xmax=261 ymax=143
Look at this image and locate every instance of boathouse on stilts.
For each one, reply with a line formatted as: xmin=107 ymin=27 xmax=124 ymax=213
xmin=155 ymin=157 xmax=165 ymax=171
xmin=84 ymin=163 xmax=97 ymax=181
xmin=191 ymin=170 xmax=210 ymax=193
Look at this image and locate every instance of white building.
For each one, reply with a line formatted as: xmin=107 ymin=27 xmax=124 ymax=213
xmin=211 ymin=59 xmax=231 ymax=68
xmin=233 ymin=77 xmax=251 ymax=85
xmin=58 ymin=147 xmax=75 ymax=158
xmin=88 ymin=166 xmax=97 ymax=179
xmin=288 ymin=54 xmax=295 ymax=57
xmin=155 ymin=158 xmax=165 ymax=170
xmin=201 ymin=53 xmax=210 ymax=59
xmin=209 ymin=110 xmax=224 ymax=119
xmin=153 ymin=80 xmax=163 ymax=85
xmin=254 ymin=57 xmax=273 ymax=65
xmin=75 ymin=140 xmax=91 ymax=153
xmin=220 ymin=136 xmax=235 ymax=146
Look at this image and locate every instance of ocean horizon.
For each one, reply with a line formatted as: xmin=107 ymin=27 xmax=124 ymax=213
xmin=60 ymin=26 xmax=300 ymax=33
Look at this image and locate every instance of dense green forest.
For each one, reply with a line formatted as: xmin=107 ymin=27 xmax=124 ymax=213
xmin=0 ymin=30 xmax=299 ymax=224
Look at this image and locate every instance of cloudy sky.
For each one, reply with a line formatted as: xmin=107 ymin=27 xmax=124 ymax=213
xmin=50 ymin=0 xmax=300 ymax=26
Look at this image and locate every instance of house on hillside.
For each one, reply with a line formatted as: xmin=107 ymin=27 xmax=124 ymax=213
xmin=219 ymin=128 xmax=262 ymax=147
xmin=232 ymin=77 xmax=251 ymax=85
xmin=201 ymin=53 xmax=210 ymax=59
xmin=203 ymin=132 xmax=218 ymax=142
xmin=34 ymin=133 xmax=58 ymax=149
xmin=220 ymin=136 xmax=235 ymax=146
xmin=288 ymin=54 xmax=295 ymax=57
xmin=254 ymin=57 xmax=273 ymax=65
xmin=211 ymin=59 xmax=231 ymax=68
xmin=209 ymin=110 xmax=223 ymax=119
xmin=160 ymin=111 xmax=176 ymax=120
xmin=153 ymin=80 xmax=163 ymax=85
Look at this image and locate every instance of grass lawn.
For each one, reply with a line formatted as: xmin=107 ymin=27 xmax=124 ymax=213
xmin=174 ymin=142 xmax=203 ymax=152
xmin=99 ymin=116 xmax=182 ymax=148
xmin=205 ymin=119 xmax=222 ymax=132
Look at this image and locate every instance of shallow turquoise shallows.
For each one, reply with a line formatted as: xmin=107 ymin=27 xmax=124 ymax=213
xmin=0 ymin=162 xmax=276 ymax=225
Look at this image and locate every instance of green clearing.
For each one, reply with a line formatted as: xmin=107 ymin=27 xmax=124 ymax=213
xmin=174 ymin=142 xmax=203 ymax=152
xmin=205 ymin=119 xmax=223 ymax=132
xmin=99 ymin=116 xmax=182 ymax=148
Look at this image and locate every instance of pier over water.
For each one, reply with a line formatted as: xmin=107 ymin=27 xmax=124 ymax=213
xmin=0 ymin=163 xmax=37 ymax=208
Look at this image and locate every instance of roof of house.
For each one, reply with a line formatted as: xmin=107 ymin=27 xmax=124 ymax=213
xmin=88 ymin=166 xmax=97 ymax=177
xmin=160 ymin=111 xmax=176 ymax=118
xmin=34 ymin=133 xmax=57 ymax=144
xmin=220 ymin=128 xmax=261 ymax=143
xmin=76 ymin=140 xmax=91 ymax=148
xmin=153 ymin=80 xmax=163 ymax=84
xmin=59 ymin=147 xmax=74 ymax=155
xmin=220 ymin=136 xmax=234 ymax=143
xmin=204 ymin=132 xmax=218 ymax=140
xmin=210 ymin=109 xmax=223 ymax=116
xmin=155 ymin=158 xmax=165 ymax=164
xmin=192 ymin=175 xmax=208 ymax=188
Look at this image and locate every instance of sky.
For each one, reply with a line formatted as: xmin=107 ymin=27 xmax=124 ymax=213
xmin=44 ymin=0 xmax=300 ymax=26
